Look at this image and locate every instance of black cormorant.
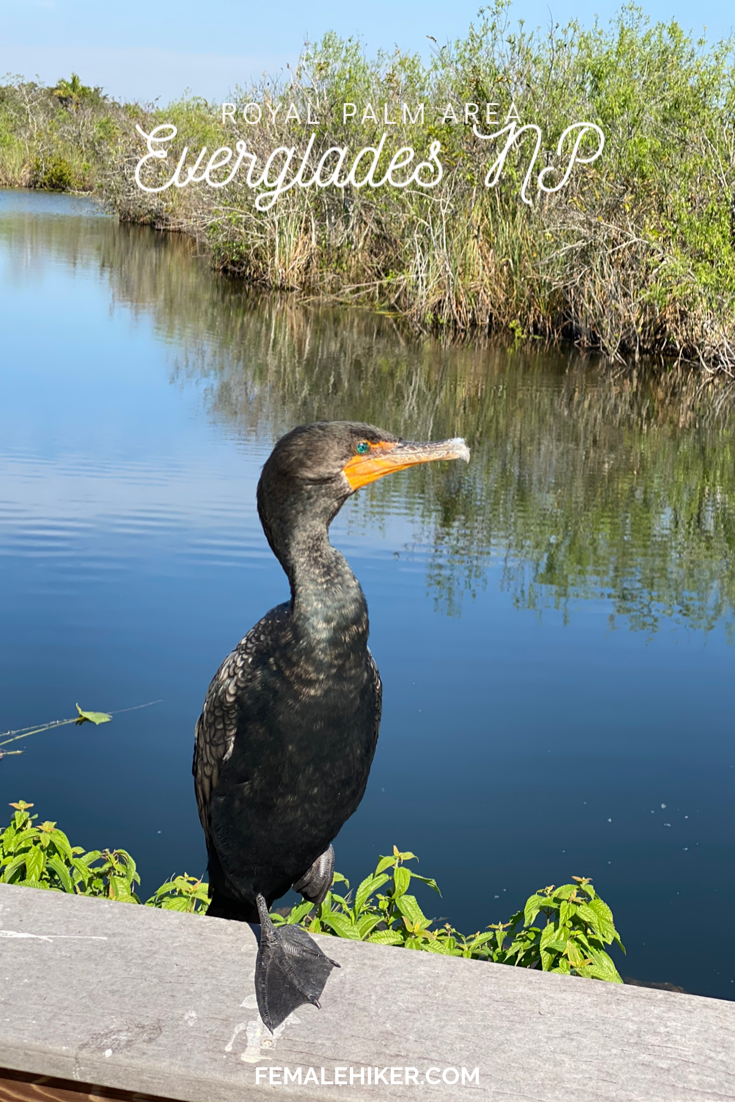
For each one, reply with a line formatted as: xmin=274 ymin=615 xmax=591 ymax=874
xmin=193 ymin=421 xmax=470 ymax=1031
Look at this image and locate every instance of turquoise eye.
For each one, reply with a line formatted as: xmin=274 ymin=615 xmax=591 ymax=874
xmin=356 ymin=441 xmax=369 ymax=455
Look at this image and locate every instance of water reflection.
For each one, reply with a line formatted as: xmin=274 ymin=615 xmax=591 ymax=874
xmin=7 ymin=204 xmax=729 ymax=633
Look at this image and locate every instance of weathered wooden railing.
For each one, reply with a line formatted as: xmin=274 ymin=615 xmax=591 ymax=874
xmin=0 ymin=882 xmax=733 ymax=1101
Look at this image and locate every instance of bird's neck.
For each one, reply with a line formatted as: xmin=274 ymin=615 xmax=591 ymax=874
xmin=283 ymin=524 xmax=368 ymax=644
xmin=259 ymin=479 xmax=369 ymax=650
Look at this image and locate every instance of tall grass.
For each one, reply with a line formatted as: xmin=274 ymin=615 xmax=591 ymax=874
xmin=3 ymin=3 xmax=735 ymax=372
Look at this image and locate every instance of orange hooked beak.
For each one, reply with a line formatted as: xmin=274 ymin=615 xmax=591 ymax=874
xmin=342 ymin=438 xmax=470 ymax=492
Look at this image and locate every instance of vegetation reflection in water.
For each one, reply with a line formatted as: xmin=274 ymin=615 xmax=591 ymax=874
xmin=3 ymin=195 xmax=733 ymax=628
xmin=9 ymin=209 xmax=730 ymax=635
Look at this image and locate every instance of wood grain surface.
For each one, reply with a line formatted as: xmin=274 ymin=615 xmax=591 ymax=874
xmin=3 ymin=881 xmax=735 ymax=1102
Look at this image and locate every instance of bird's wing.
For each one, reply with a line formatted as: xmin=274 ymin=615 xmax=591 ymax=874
xmin=366 ymin=645 xmax=382 ymax=743
xmin=192 ymin=604 xmax=288 ymax=847
xmin=367 ymin=647 xmax=382 ymax=722
xmin=192 ymin=651 xmax=240 ymax=846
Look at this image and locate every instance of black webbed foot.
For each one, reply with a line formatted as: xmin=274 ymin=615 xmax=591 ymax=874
xmin=255 ymin=894 xmax=340 ymax=1032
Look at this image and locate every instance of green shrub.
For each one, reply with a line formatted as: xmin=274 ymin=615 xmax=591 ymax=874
xmin=31 ymin=155 xmax=77 ymax=191
xmin=0 ymin=803 xmax=624 ymax=981
xmin=0 ymin=800 xmax=141 ymax=900
xmin=144 ymin=874 xmax=211 ymax=913
xmin=275 ymin=845 xmax=624 ymax=980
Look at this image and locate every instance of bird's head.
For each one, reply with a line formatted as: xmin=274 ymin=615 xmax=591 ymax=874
xmin=257 ymin=421 xmax=470 ymax=564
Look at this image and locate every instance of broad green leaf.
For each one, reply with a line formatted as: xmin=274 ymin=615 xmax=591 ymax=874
xmin=284 ymin=900 xmax=314 ymax=925
xmin=25 ymin=846 xmax=45 ymax=882
xmin=159 ymin=897 xmax=192 ymax=912
xmin=559 ymin=901 xmax=575 ymax=927
xmin=574 ymin=903 xmax=608 ymax=940
xmin=2 ymin=854 xmax=29 ymax=882
xmin=316 ymin=891 xmax=333 ymax=916
xmin=70 ymin=857 xmax=95 ymax=881
xmin=109 ymin=876 xmax=138 ymax=903
xmin=393 ymin=866 xmax=411 ymax=898
xmin=573 ymin=929 xmax=597 ymax=957
xmin=46 ymin=856 xmax=74 ymax=893
xmin=48 ymin=825 xmax=73 ymax=851
xmin=116 ymin=851 xmax=139 ymax=884
xmin=147 ymin=880 xmax=177 ymax=897
xmin=368 ymin=929 xmax=404 ymax=945
xmin=75 ymin=850 xmax=103 ymax=866
xmin=523 ymin=895 xmax=545 ymax=926
xmin=75 ymin=705 xmax=112 ymax=726
xmin=320 ymin=913 xmax=361 ymax=940
xmin=423 ymin=938 xmax=458 ymax=955
xmin=355 ymin=873 xmax=389 ymax=914
xmin=375 ymin=855 xmax=397 ymax=875
xmin=9 ymin=828 xmax=39 ymax=851
xmin=356 ymin=914 xmax=384 ymax=939
xmin=48 ymin=834 xmax=73 ymax=864
xmin=540 ymin=923 xmax=566 ymax=952
xmin=584 ymin=948 xmax=623 ymax=983
xmin=396 ymin=894 xmax=428 ymax=928
xmin=115 ymin=849 xmax=136 ymax=873
xmin=466 ymin=931 xmax=499 ymax=949
xmin=574 ymin=879 xmax=596 ymax=900
xmin=584 ymin=897 xmax=619 ymax=944
xmin=410 ymin=873 xmax=442 ymax=895
xmin=553 ymin=884 xmax=578 ymax=901
xmin=544 ymin=936 xmax=568 ymax=954
xmin=566 ymin=939 xmax=588 ymax=968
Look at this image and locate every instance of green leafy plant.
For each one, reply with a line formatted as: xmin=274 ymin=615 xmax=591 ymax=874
xmin=0 ymin=806 xmax=623 ymax=982
xmin=51 ymin=73 xmax=105 ymax=109
xmin=497 ymin=879 xmax=625 ymax=980
xmin=0 ymin=800 xmax=140 ymax=901
xmin=273 ymin=845 xmax=625 ymax=981
xmin=144 ymin=874 xmax=211 ymax=913
xmin=274 ymin=845 xmax=443 ymax=948
xmin=31 ymin=154 xmax=78 ymax=191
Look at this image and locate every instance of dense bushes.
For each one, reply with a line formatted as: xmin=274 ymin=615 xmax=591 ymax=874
xmin=0 ymin=72 xmax=131 ymax=191
xmin=3 ymin=4 xmax=735 ymax=370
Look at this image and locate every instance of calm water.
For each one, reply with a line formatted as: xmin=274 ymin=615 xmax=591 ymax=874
xmin=1 ymin=188 xmax=734 ymax=998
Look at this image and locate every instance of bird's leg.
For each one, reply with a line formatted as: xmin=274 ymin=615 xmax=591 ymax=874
xmin=292 ymin=844 xmax=334 ymax=906
xmin=255 ymin=892 xmax=340 ymax=1033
